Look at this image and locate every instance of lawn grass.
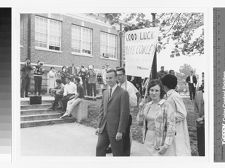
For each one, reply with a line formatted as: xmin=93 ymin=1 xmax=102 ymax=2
xmin=80 ymin=97 xmax=199 ymax=156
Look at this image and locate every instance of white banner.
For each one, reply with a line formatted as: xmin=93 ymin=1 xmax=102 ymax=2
xmin=125 ymin=27 xmax=159 ymax=78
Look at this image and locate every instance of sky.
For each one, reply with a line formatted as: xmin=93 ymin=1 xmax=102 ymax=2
xmin=157 ymin=25 xmax=205 ymax=77
xmin=157 ymin=48 xmax=206 ymax=76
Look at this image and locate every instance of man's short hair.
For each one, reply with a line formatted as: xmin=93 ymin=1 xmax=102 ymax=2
xmin=106 ymin=69 xmax=117 ymax=76
xmin=75 ymin=77 xmax=80 ymax=83
xmin=56 ymin=79 xmax=62 ymax=84
xmin=116 ymin=67 xmax=125 ymax=75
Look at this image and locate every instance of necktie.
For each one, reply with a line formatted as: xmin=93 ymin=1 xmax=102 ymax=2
xmin=109 ymin=88 xmax=112 ymax=98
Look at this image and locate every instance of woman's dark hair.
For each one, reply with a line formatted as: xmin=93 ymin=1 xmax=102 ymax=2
xmin=161 ymin=74 xmax=177 ymax=89
xmin=148 ymin=79 xmax=165 ymax=99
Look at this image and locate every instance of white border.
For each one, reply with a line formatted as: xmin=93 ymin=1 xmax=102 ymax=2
xmin=14 ymin=8 xmax=210 ymax=168
xmin=5 ymin=0 xmax=224 ymax=167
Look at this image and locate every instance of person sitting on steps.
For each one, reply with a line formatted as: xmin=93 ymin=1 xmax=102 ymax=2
xmin=60 ymin=77 xmax=84 ymax=118
xmin=49 ymin=79 xmax=64 ymax=110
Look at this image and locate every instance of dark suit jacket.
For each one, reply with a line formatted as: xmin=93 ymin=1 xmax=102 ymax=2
xmin=186 ymin=75 xmax=197 ymax=86
xmin=21 ymin=64 xmax=33 ymax=79
xmin=194 ymin=90 xmax=204 ymax=117
xmin=97 ymin=86 xmax=130 ymax=137
xmin=68 ymin=66 xmax=77 ymax=75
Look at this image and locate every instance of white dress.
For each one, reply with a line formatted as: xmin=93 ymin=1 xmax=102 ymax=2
xmin=47 ymin=70 xmax=56 ymax=94
xmin=143 ymin=100 xmax=176 ymax=156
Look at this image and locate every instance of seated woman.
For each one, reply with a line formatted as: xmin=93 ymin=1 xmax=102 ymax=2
xmin=60 ymin=77 xmax=84 ymax=118
xmin=137 ymin=79 xmax=176 ymax=156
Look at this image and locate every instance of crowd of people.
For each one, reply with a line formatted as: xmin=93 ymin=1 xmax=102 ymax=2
xmin=21 ymin=59 xmax=204 ymax=156
xmin=96 ymin=66 xmax=205 ymax=156
xmin=20 ymin=59 xmax=110 ymax=98
xmin=47 ymin=63 xmax=102 ymax=99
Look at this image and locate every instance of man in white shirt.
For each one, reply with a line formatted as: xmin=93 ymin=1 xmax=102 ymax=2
xmin=116 ymin=67 xmax=141 ymax=156
xmin=61 ymin=77 xmax=77 ymax=112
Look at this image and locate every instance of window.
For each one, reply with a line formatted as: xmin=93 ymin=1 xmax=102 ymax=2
xmin=100 ymin=32 xmax=117 ymax=59
xmin=71 ymin=25 xmax=92 ymax=55
xmin=20 ymin=15 xmax=25 ymax=47
xmin=35 ymin=16 xmax=61 ymax=51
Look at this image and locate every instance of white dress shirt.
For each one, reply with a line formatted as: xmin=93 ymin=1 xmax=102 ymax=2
xmin=63 ymin=81 xmax=77 ymax=96
xmin=120 ymin=80 xmax=138 ymax=107
xmin=190 ymin=75 xmax=193 ymax=83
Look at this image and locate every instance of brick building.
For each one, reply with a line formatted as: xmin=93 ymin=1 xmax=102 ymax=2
xmin=20 ymin=13 xmax=124 ymax=93
xmin=20 ymin=13 xmax=123 ymax=69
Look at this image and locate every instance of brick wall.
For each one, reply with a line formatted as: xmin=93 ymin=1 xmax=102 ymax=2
xmin=20 ymin=14 xmax=29 ymax=61
xmin=20 ymin=14 xmax=121 ymax=70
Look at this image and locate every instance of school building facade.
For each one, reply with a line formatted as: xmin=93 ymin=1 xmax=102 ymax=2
xmin=20 ymin=13 xmax=124 ymax=70
xmin=20 ymin=13 xmax=125 ymax=94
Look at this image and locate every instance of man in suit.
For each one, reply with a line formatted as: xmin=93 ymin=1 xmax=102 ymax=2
xmin=33 ymin=61 xmax=44 ymax=96
xmin=68 ymin=63 xmax=77 ymax=80
xmin=186 ymin=70 xmax=197 ymax=100
xmin=157 ymin=66 xmax=167 ymax=79
xmin=21 ymin=58 xmax=33 ymax=98
xmin=194 ymin=84 xmax=205 ymax=156
xmin=96 ymin=69 xmax=130 ymax=156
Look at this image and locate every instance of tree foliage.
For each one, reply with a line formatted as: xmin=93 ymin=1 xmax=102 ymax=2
xmin=175 ymin=63 xmax=198 ymax=92
xmin=179 ymin=63 xmax=196 ymax=76
xmin=102 ymin=13 xmax=204 ymax=57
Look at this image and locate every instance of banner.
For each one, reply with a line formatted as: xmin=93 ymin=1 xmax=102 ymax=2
xmin=125 ymin=27 xmax=159 ymax=78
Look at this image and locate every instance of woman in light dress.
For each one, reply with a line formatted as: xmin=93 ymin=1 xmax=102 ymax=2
xmin=138 ymin=79 xmax=176 ymax=156
xmin=47 ymin=67 xmax=56 ymax=94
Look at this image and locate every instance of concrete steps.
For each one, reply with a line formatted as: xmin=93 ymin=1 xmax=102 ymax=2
xmin=21 ymin=118 xmax=76 ymax=128
xmin=20 ymin=97 xmax=77 ymax=128
xmin=21 ymin=99 xmax=54 ymax=105
xmin=21 ymin=104 xmax=52 ymax=110
xmin=21 ymin=112 xmax=62 ymax=121
xmin=21 ymin=108 xmax=60 ymax=115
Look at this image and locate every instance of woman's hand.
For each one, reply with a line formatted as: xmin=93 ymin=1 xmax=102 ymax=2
xmin=158 ymin=144 xmax=169 ymax=155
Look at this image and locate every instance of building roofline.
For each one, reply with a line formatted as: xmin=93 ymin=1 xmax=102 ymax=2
xmin=65 ymin=13 xmax=115 ymax=29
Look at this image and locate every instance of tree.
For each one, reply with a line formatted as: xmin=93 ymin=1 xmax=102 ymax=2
xmin=179 ymin=63 xmax=196 ymax=76
xmin=99 ymin=13 xmax=204 ymax=57
xmin=176 ymin=64 xmax=199 ymax=93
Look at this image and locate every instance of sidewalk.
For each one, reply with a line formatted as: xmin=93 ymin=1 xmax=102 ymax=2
xmin=21 ymin=93 xmax=189 ymax=102
xmin=21 ymin=123 xmax=148 ymax=156
xmin=21 ymin=95 xmax=102 ymax=102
